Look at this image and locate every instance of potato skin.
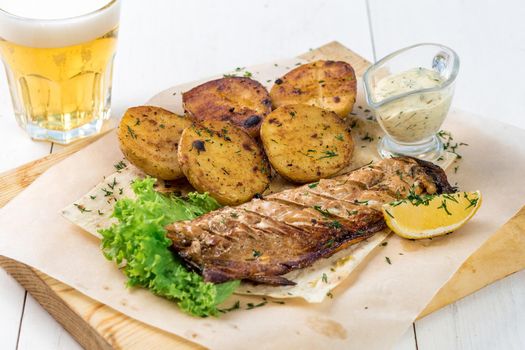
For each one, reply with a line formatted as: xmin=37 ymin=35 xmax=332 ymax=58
xmin=182 ymin=77 xmax=272 ymax=138
xmin=178 ymin=120 xmax=271 ymax=205
xmin=260 ymin=104 xmax=354 ymax=183
xmin=117 ymin=106 xmax=192 ymax=180
xmin=270 ymin=60 xmax=357 ymax=117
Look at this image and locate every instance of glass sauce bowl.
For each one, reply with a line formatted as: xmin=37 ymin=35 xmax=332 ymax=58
xmin=363 ymin=43 xmax=460 ymax=162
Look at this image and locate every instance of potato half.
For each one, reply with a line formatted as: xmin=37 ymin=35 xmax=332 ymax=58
xmin=178 ymin=120 xmax=271 ymax=205
xmin=270 ymin=60 xmax=357 ymax=117
xmin=260 ymin=104 xmax=354 ymax=183
xmin=182 ymin=77 xmax=272 ymax=138
xmin=117 ymin=106 xmax=192 ymax=180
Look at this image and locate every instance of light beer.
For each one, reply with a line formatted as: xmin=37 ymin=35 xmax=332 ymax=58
xmin=0 ymin=0 xmax=120 ymax=143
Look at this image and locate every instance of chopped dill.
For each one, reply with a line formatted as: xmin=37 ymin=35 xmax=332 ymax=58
xmin=313 ymin=205 xmax=331 ymax=217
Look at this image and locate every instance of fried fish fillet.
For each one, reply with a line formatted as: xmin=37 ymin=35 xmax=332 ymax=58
xmin=166 ymin=157 xmax=453 ymax=285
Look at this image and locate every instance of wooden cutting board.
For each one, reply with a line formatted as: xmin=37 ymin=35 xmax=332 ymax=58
xmin=0 ymin=42 xmax=524 ymax=349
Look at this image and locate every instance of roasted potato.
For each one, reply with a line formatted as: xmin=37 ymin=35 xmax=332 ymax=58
xmin=270 ymin=60 xmax=357 ymax=117
xmin=260 ymin=104 xmax=354 ymax=183
xmin=117 ymin=106 xmax=192 ymax=180
xmin=182 ymin=77 xmax=272 ymax=138
xmin=178 ymin=120 xmax=271 ymax=205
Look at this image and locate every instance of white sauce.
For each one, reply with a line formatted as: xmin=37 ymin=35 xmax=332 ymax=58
xmin=372 ymin=67 xmax=452 ymax=144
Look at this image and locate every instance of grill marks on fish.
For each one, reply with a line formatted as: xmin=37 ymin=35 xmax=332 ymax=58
xmin=166 ymin=157 xmax=453 ymax=285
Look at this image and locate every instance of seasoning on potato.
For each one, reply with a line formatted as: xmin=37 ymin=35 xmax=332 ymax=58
xmin=117 ymin=106 xmax=192 ymax=180
xmin=182 ymin=77 xmax=272 ymax=138
xmin=177 ymin=120 xmax=271 ymax=205
xmin=260 ymin=104 xmax=354 ymax=183
xmin=270 ymin=60 xmax=357 ymax=117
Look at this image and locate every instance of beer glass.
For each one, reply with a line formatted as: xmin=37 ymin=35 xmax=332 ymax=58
xmin=0 ymin=0 xmax=121 ymax=144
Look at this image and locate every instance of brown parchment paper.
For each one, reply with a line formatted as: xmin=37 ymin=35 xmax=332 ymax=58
xmin=1 ymin=57 xmax=524 ymax=350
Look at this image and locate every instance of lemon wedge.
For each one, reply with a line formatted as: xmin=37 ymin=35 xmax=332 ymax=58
xmin=382 ymin=191 xmax=482 ymax=239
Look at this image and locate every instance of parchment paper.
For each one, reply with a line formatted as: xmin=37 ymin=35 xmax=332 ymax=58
xmin=1 ymin=57 xmax=524 ymax=350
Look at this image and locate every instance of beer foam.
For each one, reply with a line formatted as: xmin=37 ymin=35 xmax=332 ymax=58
xmin=0 ymin=0 xmax=120 ymax=48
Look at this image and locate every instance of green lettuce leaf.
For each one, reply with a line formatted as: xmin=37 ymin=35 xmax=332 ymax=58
xmin=99 ymin=178 xmax=239 ymax=317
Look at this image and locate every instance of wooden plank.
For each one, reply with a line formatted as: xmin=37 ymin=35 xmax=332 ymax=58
xmin=420 ymin=206 xmax=525 ymax=317
xmin=0 ymin=258 xmax=200 ymax=350
xmin=0 ymin=41 xmax=524 ymax=348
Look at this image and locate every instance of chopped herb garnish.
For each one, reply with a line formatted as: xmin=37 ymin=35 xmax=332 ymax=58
xmin=127 ymin=125 xmax=137 ymax=139
xmin=102 ymin=188 xmax=113 ymax=197
xmin=385 ymin=256 xmax=392 ymax=265
xmin=108 ymin=178 xmax=118 ymax=190
xmin=328 ymin=220 xmax=342 ymax=229
xmin=97 ymin=210 xmax=104 ymax=216
xmin=243 ymin=71 xmax=253 ymax=78
xmin=313 ymin=205 xmax=331 ymax=217
xmin=443 ymin=194 xmax=459 ymax=203
xmin=384 ymin=209 xmax=395 ymax=219
xmin=464 ymin=193 xmax=479 ymax=209
xmin=353 ymin=199 xmax=369 ymax=205
xmin=335 ymin=134 xmax=344 ymax=141
xmin=114 ymin=160 xmax=127 ymax=171
xmin=272 ymin=300 xmax=286 ymax=305
xmin=438 ymin=130 xmax=466 ymax=159
xmin=73 ymin=203 xmax=91 ymax=213
xmin=346 ymin=209 xmax=358 ymax=216
xmin=219 ymin=300 xmax=241 ymax=313
xmin=325 ymin=238 xmax=335 ymax=248
xmin=381 ymin=241 xmax=388 ymax=247
xmin=246 ymin=300 xmax=267 ymax=310
xmin=308 ymin=182 xmax=319 ymax=189
xmin=326 ymin=292 xmax=334 ymax=299
xmin=318 ymin=150 xmax=338 ymax=160
xmin=89 ymin=195 xmax=97 ymax=200
xmin=405 ymin=185 xmax=436 ymax=206
xmin=252 ymin=250 xmax=262 ymax=258
xmin=321 ymin=273 xmax=328 ymax=283
xmin=230 ymin=212 xmax=239 ymax=218
xmin=437 ymin=200 xmax=452 ymax=215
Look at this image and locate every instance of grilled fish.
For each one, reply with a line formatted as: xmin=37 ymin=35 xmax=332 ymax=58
xmin=166 ymin=157 xmax=453 ymax=285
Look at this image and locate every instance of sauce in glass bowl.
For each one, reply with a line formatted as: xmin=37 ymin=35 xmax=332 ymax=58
xmin=372 ymin=67 xmax=452 ymax=143
xmin=363 ymin=43 xmax=459 ymax=162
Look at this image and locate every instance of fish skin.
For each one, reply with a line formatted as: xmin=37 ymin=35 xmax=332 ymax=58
xmin=166 ymin=156 xmax=453 ymax=285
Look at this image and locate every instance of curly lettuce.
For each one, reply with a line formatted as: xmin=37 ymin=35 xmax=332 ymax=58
xmin=99 ymin=178 xmax=239 ymax=317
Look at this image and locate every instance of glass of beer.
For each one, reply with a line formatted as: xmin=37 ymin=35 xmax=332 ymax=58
xmin=0 ymin=0 xmax=120 ymax=144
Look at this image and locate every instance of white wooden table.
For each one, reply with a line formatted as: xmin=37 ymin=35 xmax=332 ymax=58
xmin=1 ymin=1 xmax=524 ymax=349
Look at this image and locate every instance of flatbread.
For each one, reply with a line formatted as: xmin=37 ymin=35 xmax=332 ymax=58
xmin=62 ymin=162 xmax=389 ymax=303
